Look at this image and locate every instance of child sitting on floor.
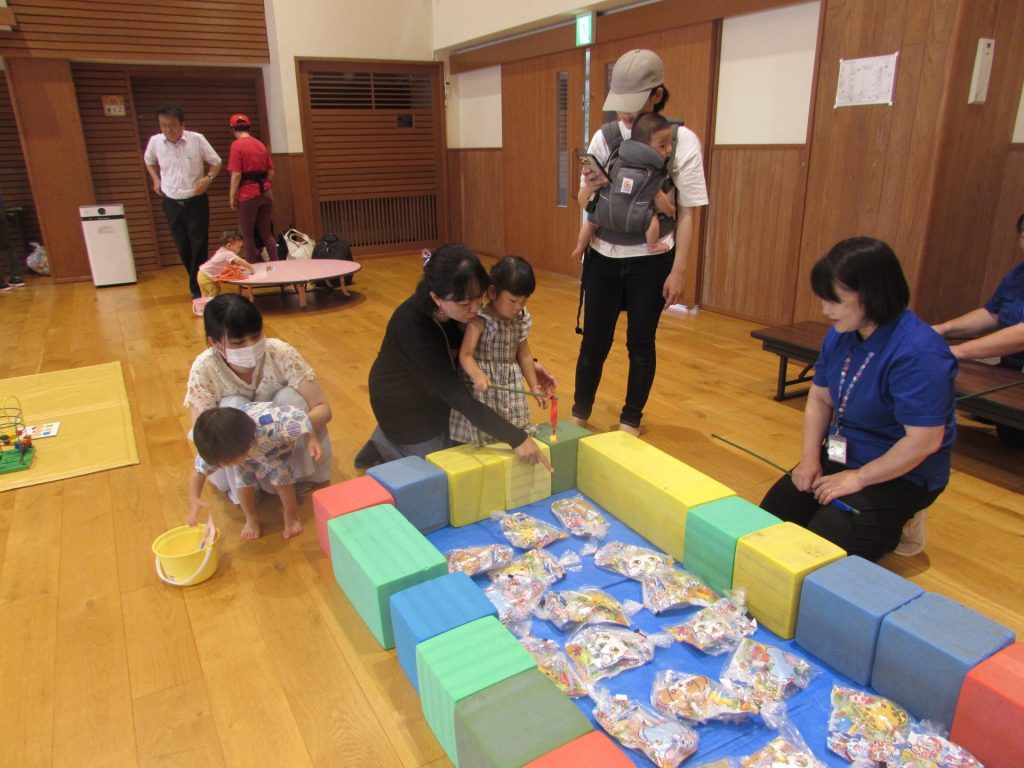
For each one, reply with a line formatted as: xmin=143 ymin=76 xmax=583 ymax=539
xmin=449 ymin=255 xmax=546 ymax=447
xmin=188 ymin=402 xmax=322 ymax=540
xmin=197 ymin=229 xmax=254 ymax=298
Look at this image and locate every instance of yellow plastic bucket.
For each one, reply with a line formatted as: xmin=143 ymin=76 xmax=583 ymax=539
xmin=152 ymin=525 xmax=220 ymax=586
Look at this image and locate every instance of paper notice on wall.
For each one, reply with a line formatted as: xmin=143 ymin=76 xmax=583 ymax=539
xmin=835 ymin=52 xmax=899 ymax=107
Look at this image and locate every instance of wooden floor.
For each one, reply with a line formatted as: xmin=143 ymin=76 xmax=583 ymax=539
xmin=1 ymin=254 xmax=1021 ymax=767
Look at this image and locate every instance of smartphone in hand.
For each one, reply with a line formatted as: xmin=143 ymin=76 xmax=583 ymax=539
xmin=577 ymin=152 xmax=609 ymax=182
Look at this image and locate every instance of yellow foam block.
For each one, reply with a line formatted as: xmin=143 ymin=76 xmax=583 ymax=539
xmin=733 ymin=522 xmax=846 ymax=638
xmin=478 ymin=441 xmax=552 ymax=509
xmin=426 ymin=444 xmax=505 ymax=527
xmin=576 ymin=432 xmax=734 ymax=560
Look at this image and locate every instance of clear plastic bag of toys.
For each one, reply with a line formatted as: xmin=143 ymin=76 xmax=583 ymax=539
xmin=493 ymin=511 xmax=568 ymax=549
xmin=489 ymin=547 xmax=578 ymax=587
xmin=884 ymin=723 xmax=983 ymax=768
xmin=538 ymin=586 xmax=640 ymax=631
xmin=483 ymin=577 xmax=548 ymax=635
xmin=594 ymin=691 xmax=699 ymax=768
xmin=565 ymin=624 xmax=671 ymax=686
xmin=518 ymin=636 xmax=588 ymax=698
xmin=445 ymin=544 xmax=515 ymax=577
xmin=594 ymin=541 xmax=674 ymax=581
xmin=827 ymin=685 xmax=911 ymax=763
xmin=641 ymin=566 xmax=719 ymax=614
xmin=550 ymin=494 xmax=609 ymax=540
xmin=721 ymin=638 xmax=815 ymax=707
xmin=665 ymin=593 xmax=758 ymax=655
xmin=651 ymin=670 xmax=759 ymax=723
xmin=741 ymin=703 xmax=826 ymax=768
xmin=692 ymin=761 xmax=740 ymax=768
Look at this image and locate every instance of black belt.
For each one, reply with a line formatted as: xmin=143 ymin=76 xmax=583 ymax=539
xmin=167 ymin=192 xmax=207 ymax=205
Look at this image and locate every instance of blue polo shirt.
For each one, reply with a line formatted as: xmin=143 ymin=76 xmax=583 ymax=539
xmin=984 ymin=261 xmax=1024 ymax=369
xmin=813 ymin=309 xmax=957 ymax=491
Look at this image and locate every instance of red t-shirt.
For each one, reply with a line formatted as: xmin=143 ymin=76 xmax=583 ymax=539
xmin=227 ymin=136 xmax=274 ymax=202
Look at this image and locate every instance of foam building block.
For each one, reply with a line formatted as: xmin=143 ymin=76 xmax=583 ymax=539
xmin=795 ymin=555 xmax=924 ymax=684
xmin=535 ymin=420 xmax=591 ymax=495
xmin=454 ymin=668 xmax=593 ymax=767
xmin=417 ymin=616 xmax=537 ymax=766
xmin=950 ymin=643 xmax=1024 ymax=768
xmin=479 ymin=441 xmax=552 ymax=509
xmin=871 ymin=592 xmax=1015 ymax=729
xmin=576 ymin=431 xmax=734 ymax=560
xmin=367 ymin=455 xmax=449 ymax=533
xmin=312 ymin=475 xmax=394 ymax=556
xmin=732 ymin=522 xmax=845 ymax=639
xmin=524 ymin=731 xmax=634 ymax=767
xmin=684 ymin=496 xmax=782 ymax=595
xmin=427 ymin=444 xmax=506 ymax=526
xmin=328 ymin=503 xmax=447 ymax=648
xmin=390 ymin=571 xmax=498 ymax=691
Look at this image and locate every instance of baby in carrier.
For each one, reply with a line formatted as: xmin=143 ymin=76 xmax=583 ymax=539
xmin=571 ymin=112 xmax=676 ymax=261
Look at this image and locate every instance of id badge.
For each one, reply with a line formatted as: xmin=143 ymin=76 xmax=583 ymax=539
xmin=826 ymin=434 xmax=848 ymax=465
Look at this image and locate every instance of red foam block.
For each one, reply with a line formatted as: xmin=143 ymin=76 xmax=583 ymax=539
xmin=950 ymin=642 xmax=1024 ymax=768
xmin=524 ymin=731 xmax=632 ymax=767
xmin=312 ymin=476 xmax=394 ymax=555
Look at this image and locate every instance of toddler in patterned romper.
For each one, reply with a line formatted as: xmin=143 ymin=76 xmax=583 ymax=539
xmin=449 ymin=255 xmax=547 ymax=447
xmin=188 ymin=402 xmax=322 ymax=540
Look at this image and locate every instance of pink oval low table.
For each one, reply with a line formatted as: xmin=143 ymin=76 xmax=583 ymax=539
xmin=225 ymin=259 xmax=361 ymax=308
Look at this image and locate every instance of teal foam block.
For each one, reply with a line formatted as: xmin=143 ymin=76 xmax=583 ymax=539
xmin=872 ymin=592 xmax=1016 ymax=729
xmin=795 ymin=555 xmax=924 ymax=685
xmin=417 ymin=616 xmax=536 ymax=766
xmin=367 ymin=455 xmax=449 ymax=533
xmin=389 ymin=571 xmax=498 ymax=691
xmin=454 ymin=668 xmax=593 ymax=767
xmin=684 ymin=496 xmax=782 ymax=594
xmin=328 ymin=503 xmax=447 ymax=648
xmin=535 ymin=419 xmax=592 ymax=495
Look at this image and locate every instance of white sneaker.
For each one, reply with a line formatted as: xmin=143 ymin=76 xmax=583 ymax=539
xmin=894 ymin=510 xmax=927 ymax=556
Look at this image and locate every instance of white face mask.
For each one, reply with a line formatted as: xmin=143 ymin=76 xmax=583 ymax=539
xmin=221 ymin=337 xmax=266 ymax=369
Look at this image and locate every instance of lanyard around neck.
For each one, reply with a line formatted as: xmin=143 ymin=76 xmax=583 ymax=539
xmin=832 ymin=349 xmax=874 ymax=433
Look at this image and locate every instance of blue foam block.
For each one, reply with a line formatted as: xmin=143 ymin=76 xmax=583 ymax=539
xmin=368 ymin=455 xmax=450 ymax=533
xmin=795 ymin=555 xmax=924 ymax=685
xmin=390 ymin=571 xmax=498 ymax=691
xmin=871 ymin=592 xmax=1015 ymax=728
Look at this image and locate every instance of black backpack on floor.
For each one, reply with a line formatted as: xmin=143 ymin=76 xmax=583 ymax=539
xmin=312 ymin=233 xmax=355 ymax=286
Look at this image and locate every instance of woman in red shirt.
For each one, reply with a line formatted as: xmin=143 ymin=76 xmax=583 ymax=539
xmin=227 ymin=114 xmax=276 ymax=263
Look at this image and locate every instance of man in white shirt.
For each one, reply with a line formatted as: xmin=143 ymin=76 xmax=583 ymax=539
xmin=144 ymin=105 xmax=222 ymax=299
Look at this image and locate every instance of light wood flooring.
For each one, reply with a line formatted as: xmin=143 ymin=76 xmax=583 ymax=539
xmin=0 ymin=254 xmax=1020 ymax=767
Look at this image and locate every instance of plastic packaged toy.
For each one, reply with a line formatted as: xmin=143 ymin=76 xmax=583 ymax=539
xmin=495 ymin=511 xmax=568 ymax=549
xmin=594 ymin=693 xmax=699 ymax=768
xmin=594 ymin=541 xmax=674 ymax=581
xmin=445 ymin=544 xmax=515 ymax=577
xmin=550 ymin=494 xmax=610 ymax=539
xmin=484 ymin=577 xmax=548 ymax=634
xmin=739 ymin=734 xmax=825 ymax=768
xmin=518 ymin=636 xmax=588 ymax=698
xmin=885 ymin=726 xmax=983 ymax=768
xmin=641 ymin=566 xmax=719 ymax=614
xmin=827 ymin=685 xmax=911 ymax=762
xmin=539 ymin=586 xmax=636 ymax=631
xmin=489 ymin=548 xmax=570 ymax=586
xmin=565 ymin=625 xmax=670 ymax=685
xmin=651 ymin=671 xmax=758 ymax=723
xmin=665 ymin=594 xmax=757 ymax=654
xmin=721 ymin=638 xmax=815 ymax=706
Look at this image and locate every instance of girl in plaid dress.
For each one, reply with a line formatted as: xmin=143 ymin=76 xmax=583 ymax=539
xmin=450 ymin=256 xmax=546 ymax=447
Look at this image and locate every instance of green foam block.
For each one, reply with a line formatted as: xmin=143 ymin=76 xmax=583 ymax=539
xmin=535 ymin=419 xmax=591 ymax=494
xmin=417 ymin=616 xmax=537 ymax=766
xmin=455 ymin=668 xmax=593 ymax=768
xmin=328 ymin=503 xmax=447 ymax=648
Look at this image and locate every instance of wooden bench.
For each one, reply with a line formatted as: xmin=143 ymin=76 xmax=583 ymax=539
xmin=750 ymin=321 xmax=1024 ymax=431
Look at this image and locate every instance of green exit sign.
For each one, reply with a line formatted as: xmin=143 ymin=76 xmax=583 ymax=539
xmin=576 ymin=12 xmax=594 ymax=47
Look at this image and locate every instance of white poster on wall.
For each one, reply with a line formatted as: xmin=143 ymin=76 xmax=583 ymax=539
xmin=835 ymin=52 xmax=899 ymax=107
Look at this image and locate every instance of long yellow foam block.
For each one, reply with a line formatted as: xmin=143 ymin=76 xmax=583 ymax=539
xmin=733 ymin=522 xmax=846 ymax=638
xmin=477 ymin=441 xmax=552 ymax=510
xmin=426 ymin=444 xmax=505 ymax=527
xmin=576 ymin=432 xmax=734 ymax=560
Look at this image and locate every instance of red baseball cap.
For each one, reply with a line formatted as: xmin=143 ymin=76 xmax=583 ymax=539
xmin=229 ymin=114 xmax=251 ymax=129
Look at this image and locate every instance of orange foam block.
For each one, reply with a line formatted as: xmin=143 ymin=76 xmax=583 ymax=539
xmin=950 ymin=642 xmax=1024 ymax=768
xmin=524 ymin=730 xmax=633 ymax=767
xmin=312 ymin=475 xmax=394 ymax=555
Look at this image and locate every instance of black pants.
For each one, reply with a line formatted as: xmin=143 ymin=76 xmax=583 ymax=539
xmin=163 ymin=194 xmax=210 ymax=298
xmin=572 ymin=247 xmax=674 ymax=427
xmin=759 ymin=450 xmax=942 ymax=561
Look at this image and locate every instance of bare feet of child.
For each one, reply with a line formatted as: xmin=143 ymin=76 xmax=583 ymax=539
xmin=282 ymin=514 xmax=303 ymax=539
xmin=242 ymin=519 xmax=262 ymax=540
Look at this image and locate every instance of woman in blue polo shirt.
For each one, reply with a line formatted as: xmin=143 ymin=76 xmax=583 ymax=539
xmin=760 ymin=237 xmax=957 ymax=561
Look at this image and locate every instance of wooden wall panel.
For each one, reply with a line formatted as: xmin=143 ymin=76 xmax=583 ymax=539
xmin=982 ymin=145 xmax=1024 ymax=301
xmin=0 ymin=0 xmax=269 ymax=64
xmin=702 ymin=146 xmax=807 ymax=323
xmin=0 ymin=76 xmax=42 ymax=264
xmin=447 ymin=148 xmax=504 ymax=257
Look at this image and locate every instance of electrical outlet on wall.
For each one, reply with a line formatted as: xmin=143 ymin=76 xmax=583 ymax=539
xmin=968 ymin=38 xmax=995 ymax=105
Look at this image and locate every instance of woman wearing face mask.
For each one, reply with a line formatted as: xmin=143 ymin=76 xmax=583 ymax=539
xmin=185 ymin=294 xmax=333 ymax=498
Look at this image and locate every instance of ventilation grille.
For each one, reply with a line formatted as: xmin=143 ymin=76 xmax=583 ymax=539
xmin=320 ymin=196 xmax=437 ymax=248
xmin=309 ymin=71 xmax=432 ymax=110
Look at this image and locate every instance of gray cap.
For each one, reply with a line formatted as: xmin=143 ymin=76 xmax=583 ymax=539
xmin=602 ymin=49 xmax=664 ymax=113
